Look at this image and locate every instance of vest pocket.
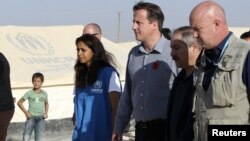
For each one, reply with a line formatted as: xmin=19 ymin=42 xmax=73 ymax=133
xmin=209 ymin=118 xmax=246 ymax=125
xmin=211 ymin=72 xmax=235 ymax=106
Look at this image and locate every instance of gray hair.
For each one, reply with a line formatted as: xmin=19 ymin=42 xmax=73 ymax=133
xmin=172 ymin=26 xmax=201 ymax=50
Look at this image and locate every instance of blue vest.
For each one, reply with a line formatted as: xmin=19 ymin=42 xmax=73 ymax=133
xmin=72 ymin=67 xmax=114 ymax=141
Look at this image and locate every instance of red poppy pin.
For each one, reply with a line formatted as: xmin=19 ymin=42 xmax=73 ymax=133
xmin=152 ymin=61 xmax=160 ymax=70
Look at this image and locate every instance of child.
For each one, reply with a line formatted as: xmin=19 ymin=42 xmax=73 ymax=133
xmin=17 ymin=72 xmax=49 ymax=141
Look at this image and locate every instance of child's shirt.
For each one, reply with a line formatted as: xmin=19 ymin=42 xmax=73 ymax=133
xmin=22 ymin=89 xmax=48 ymax=117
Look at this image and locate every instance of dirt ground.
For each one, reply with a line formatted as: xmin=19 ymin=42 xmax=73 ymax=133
xmin=6 ymin=131 xmax=135 ymax=141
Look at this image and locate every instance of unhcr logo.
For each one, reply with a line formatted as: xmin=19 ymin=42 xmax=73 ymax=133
xmin=94 ymin=80 xmax=102 ymax=89
xmin=91 ymin=80 xmax=103 ymax=93
xmin=6 ymin=33 xmax=54 ymax=55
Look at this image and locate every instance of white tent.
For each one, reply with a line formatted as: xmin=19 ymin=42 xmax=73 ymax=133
xmin=118 ymin=41 xmax=138 ymax=50
xmin=229 ymin=27 xmax=249 ymax=38
xmin=0 ymin=25 xmax=130 ymax=122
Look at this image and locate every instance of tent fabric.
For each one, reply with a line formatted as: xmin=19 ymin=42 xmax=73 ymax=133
xmin=229 ymin=27 xmax=250 ymax=38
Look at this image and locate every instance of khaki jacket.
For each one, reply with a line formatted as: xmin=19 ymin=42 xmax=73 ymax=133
xmin=193 ymin=34 xmax=250 ymax=141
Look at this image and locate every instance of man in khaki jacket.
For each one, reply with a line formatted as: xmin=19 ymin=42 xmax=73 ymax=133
xmin=189 ymin=1 xmax=250 ymax=141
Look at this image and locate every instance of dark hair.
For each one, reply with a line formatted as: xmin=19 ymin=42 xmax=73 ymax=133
xmin=32 ymin=72 xmax=44 ymax=82
xmin=133 ymin=1 xmax=164 ymax=31
xmin=240 ymin=30 xmax=250 ymax=39
xmin=162 ymin=28 xmax=171 ymax=40
xmin=74 ymin=34 xmax=116 ymax=88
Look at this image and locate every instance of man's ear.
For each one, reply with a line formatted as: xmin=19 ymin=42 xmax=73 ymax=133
xmin=151 ymin=21 xmax=158 ymax=30
xmin=214 ymin=19 xmax=220 ymax=30
xmin=191 ymin=42 xmax=198 ymax=53
xmin=96 ymin=34 xmax=102 ymax=40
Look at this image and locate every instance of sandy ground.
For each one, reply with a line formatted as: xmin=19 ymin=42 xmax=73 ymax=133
xmin=6 ymin=131 xmax=135 ymax=141
xmin=7 ymin=117 xmax=136 ymax=141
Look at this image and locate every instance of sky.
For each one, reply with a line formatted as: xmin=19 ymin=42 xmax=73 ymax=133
xmin=0 ymin=0 xmax=249 ymax=42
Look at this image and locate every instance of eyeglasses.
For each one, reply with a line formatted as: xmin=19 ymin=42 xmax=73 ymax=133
xmin=82 ymin=33 xmax=99 ymax=36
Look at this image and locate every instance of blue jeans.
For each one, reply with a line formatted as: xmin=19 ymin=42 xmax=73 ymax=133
xmin=22 ymin=116 xmax=45 ymax=141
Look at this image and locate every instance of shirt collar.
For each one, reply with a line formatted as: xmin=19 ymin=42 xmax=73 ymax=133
xmin=217 ymin=31 xmax=232 ymax=51
xmin=138 ymin=36 xmax=166 ymax=54
xmin=205 ymin=32 xmax=232 ymax=62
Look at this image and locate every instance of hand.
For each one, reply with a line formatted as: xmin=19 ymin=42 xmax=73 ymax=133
xmin=25 ymin=112 xmax=32 ymax=118
xmin=112 ymin=133 xmax=121 ymax=141
xmin=44 ymin=114 xmax=48 ymax=119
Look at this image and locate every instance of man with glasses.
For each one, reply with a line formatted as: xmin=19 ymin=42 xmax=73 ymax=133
xmin=83 ymin=23 xmax=102 ymax=40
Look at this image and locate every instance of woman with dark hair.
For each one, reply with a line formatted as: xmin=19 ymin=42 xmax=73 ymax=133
xmin=72 ymin=34 xmax=121 ymax=141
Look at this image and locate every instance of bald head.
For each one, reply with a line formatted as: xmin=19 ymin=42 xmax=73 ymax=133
xmin=190 ymin=1 xmax=226 ymax=24
xmin=189 ymin=1 xmax=229 ymax=49
xmin=83 ymin=23 xmax=102 ymax=39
